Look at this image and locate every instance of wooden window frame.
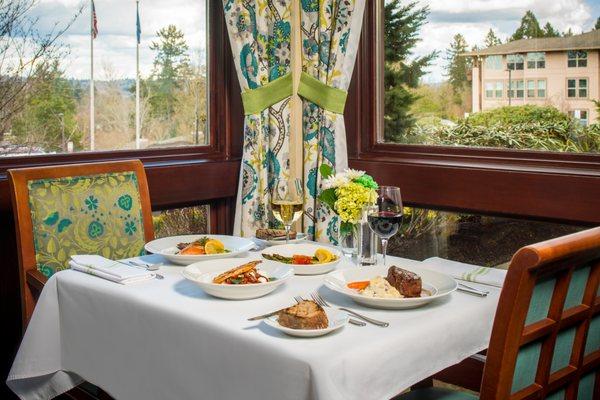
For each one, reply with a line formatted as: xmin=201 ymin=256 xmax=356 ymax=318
xmin=345 ymin=1 xmax=600 ymax=227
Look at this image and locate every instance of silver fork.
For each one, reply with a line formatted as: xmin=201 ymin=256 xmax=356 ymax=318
xmin=311 ymin=292 xmax=389 ymax=328
xmin=124 ymin=260 xmax=164 ymax=280
xmin=294 ymin=296 xmax=366 ymax=327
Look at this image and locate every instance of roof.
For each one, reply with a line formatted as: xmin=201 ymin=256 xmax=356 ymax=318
xmin=463 ymin=29 xmax=600 ymax=57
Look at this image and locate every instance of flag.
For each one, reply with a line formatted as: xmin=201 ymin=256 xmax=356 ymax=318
xmin=91 ymin=0 xmax=98 ymax=39
xmin=136 ymin=1 xmax=141 ymax=44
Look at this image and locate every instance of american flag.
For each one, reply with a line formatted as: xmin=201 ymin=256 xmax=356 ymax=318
xmin=91 ymin=0 xmax=98 ymax=39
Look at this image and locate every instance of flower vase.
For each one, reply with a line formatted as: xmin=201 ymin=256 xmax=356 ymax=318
xmin=338 ymin=221 xmax=359 ymax=257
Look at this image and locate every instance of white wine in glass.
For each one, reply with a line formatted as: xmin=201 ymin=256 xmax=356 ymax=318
xmin=270 ymin=178 xmax=304 ymax=243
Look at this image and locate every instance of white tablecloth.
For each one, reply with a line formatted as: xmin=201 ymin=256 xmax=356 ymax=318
xmin=8 ymin=253 xmax=501 ymax=400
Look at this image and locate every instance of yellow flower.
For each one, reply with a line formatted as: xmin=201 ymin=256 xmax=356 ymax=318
xmin=334 ymin=182 xmax=376 ymax=224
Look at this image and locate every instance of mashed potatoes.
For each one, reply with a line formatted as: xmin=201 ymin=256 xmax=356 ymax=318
xmin=360 ymin=276 xmax=403 ymax=298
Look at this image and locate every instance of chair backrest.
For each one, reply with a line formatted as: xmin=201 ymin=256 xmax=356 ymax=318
xmin=9 ymin=160 xmax=154 ymax=325
xmin=480 ymin=227 xmax=600 ymax=399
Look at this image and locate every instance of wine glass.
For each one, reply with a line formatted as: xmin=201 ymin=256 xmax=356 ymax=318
xmin=367 ymin=186 xmax=403 ymax=267
xmin=270 ymin=178 xmax=304 ymax=244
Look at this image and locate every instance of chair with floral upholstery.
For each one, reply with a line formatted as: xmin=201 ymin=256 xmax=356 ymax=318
xmin=397 ymin=227 xmax=600 ymax=399
xmin=9 ymin=160 xmax=154 ymax=326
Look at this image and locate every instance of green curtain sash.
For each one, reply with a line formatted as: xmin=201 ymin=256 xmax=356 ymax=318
xmin=298 ymin=72 xmax=347 ymax=114
xmin=241 ymin=73 xmax=293 ymax=115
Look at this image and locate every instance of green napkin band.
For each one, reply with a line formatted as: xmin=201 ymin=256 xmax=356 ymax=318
xmin=298 ymin=72 xmax=347 ymax=114
xmin=241 ymin=73 xmax=293 ymax=115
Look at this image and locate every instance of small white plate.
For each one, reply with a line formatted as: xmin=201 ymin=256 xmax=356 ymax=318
xmin=182 ymin=257 xmax=293 ymax=300
xmin=260 ymin=243 xmax=342 ymax=275
xmin=264 ymin=308 xmax=349 ymax=337
xmin=253 ymin=233 xmax=308 ymax=247
xmin=324 ymin=265 xmax=457 ymax=309
xmin=145 ymin=235 xmax=255 ymax=265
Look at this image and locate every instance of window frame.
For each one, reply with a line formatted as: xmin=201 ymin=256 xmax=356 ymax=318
xmin=507 ymin=54 xmax=524 ymax=70
xmin=345 ymin=1 xmax=600 ymax=226
xmin=526 ymin=52 xmax=545 ymax=69
xmin=567 ymin=78 xmax=589 ymax=98
xmin=567 ymin=50 xmax=588 ymax=68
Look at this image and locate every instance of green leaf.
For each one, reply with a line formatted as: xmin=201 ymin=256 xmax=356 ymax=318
xmin=43 ymin=211 xmax=59 ymax=226
xmin=318 ymin=188 xmax=337 ymax=210
xmin=57 ymin=219 xmax=72 ymax=233
xmin=319 ymin=164 xmax=333 ymax=179
xmin=340 ymin=221 xmax=355 ymax=237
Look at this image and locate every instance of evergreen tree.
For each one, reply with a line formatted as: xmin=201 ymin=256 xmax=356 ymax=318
xmin=542 ymin=22 xmax=560 ymax=37
xmin=511 ymin=10 xmax=544 ymax=40
xmin=148 ymin=25 xmax=191 ymax=124
xmin=484 ymin=29 xmax=502 ymax=47
xmin=595 ymin=17 xmax=600 ymax=30
xmin=563 ymin=28 xmax=574 ymax=37
xmin=445 ymin=34 xmax=470 ymax=100
xmin=383 ymin=0 xmax=437 ymax=143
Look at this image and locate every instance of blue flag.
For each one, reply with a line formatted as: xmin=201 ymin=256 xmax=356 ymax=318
xmin=136 ymin=2 xmax=141 ymax=44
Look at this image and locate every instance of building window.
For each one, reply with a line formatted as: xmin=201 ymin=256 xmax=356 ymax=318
xmin=527 ymin=80 xmax=535 ymax=98
xmin=485 ymin=82 xmax=503 ymax=98
xmin=527 ymin=52 xmax=545 ymax=69
xmin=569 ymin=110 xmax=589 ymax=126
xmin=567 ymin=50 xmax=587 ymax=68
xmin=485 ymin=83 xmax=494 ymax=98
xmin=495 ymin=82 xmax=503 ymax=98
xmin=568 ymin=78 xmax=588 ymax=98
xmin=537 ymin=80 xmax=546 ymax=98
xmin=507 ymin=54 xmax=524 ymax=70
xmin=527 ymin=80 xmax=546 ymax=98
xmin=509 ymin=80 xmax=524 ymax=98
xmin=485 ymin=55 xmax=503 ymax=70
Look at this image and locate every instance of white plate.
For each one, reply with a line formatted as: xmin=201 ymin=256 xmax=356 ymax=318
xmin=182 ymin=257 xmax=293 ymax=300
xmin=264 ymin=308 xmax=349 ymax=337
xmin=253 ymin=233 xmax=308 ymax=247
xmin=260 ymin=243 xmax=342 ymax=275
xmin=145 ymin=235 xmax=255 ymax=265
xmin=324 ymin=265 xmax=457 ymax=309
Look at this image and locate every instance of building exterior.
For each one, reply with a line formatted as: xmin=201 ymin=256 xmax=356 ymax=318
xmin=465 ymin=30 xmax=600 ymax=125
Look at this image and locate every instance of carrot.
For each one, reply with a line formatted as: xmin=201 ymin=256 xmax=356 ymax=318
xmin=347 ymin=281 xmax=370 ymax=291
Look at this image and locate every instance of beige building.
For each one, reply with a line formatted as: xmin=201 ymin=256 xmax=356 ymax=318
xmin=466 ymin=30 xmax=600 ymax=125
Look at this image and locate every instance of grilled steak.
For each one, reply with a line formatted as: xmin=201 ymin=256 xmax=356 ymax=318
xmin=277 ymin=300 xmax=328 ymax=330
xmin=256 ymin=228 xmax=297 ymax=240
xmin=386 ymin=266 xmax=422 ymax=298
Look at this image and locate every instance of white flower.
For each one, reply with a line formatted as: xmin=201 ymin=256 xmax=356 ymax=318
xmin=344 ymin=169 xmax=365 ymax=181
xmin=322 ymin=173 xmax=350 ymax=189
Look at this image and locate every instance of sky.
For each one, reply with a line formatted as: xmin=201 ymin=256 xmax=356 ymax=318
xmin=28 ymin=0 xmax=207 ymax=80
xmin=27 ymin=0 xmax=599 ymax=82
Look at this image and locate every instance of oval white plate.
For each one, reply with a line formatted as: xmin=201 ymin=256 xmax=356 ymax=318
xmin=182 ymin=257 xmax=293 ymax=300
xmin=264 ymin=308 xmax=349 ymax=337
xmin=253 ymin=233 xmax=308 ymax=247
xmin=324 ymin=265 xmax=457 ymax=309
xmin=260 ymin=243 xmax=342 ymax=275
xmin=145 ymin=235 xmax=255 ymax=265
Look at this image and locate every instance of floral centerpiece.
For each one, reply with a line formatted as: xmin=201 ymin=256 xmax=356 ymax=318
xmin=318 ymin=166 xmax=378 ymax=243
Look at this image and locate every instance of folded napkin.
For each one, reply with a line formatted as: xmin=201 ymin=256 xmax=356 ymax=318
xmin=69 ymin=255 xmax=155 ymax=284
xmin=421 ymin=257 xmax=506 ymax=288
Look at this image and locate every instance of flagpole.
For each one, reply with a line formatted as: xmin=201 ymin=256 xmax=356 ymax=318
xmin=135 ymin=0 xmax=141 ymax=149
xmin=89 ymin=0 xmax=95 ymax=151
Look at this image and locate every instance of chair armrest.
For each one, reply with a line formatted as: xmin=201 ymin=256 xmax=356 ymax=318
xmin=26 ymin=269 xmax=48 ymax=292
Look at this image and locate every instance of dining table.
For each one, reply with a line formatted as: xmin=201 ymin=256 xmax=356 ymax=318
xmin=7 ymin=247 xmax=504 ymax=400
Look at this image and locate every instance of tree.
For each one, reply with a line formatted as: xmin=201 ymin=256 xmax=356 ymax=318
xmin=445 ymin=34 xmax=470 ymax=102
xmin=383 ymin=0 xmax=438 ymax=143
xmin=511 ymin=10 xmax=544 ymax=41
xmin=595 ymin=17 xmax=600 ymax=30
xmin=148 ymin=25 xmax=191 ymax=125
xmin=563 ymin=28 xmax=574 ymax=37
xmin=484 ymin=29 xmax=502 ymax=47
xmin=542 ymin=22 xmax=560 ymax=37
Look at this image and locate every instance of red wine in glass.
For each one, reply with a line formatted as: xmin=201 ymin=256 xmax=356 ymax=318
xmin=367 ymin=211 xmax=403 ymax=239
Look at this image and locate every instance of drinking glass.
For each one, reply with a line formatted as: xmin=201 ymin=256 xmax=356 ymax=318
xmin=270 ymin=178 xmax=304 ymax=244
xmin=367 ymin=186 xmax=403 ymax=267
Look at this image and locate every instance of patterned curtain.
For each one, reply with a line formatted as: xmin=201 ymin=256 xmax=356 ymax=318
xmin=223 ymin=1 xmax=292 ymax=237
xmin=300 ymin=0 xmax=367 ymax=243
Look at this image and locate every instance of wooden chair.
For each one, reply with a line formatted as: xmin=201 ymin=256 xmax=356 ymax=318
xmin=397 ymin=227 xmax=600 ymax=399
xmin=9 ymin=160 xmax=155 ymax=327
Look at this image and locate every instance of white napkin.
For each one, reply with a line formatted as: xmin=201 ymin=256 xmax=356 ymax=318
xmin=69 ymin=255 xmax=155 ymax=284
xmin=421 ymin=257 xmax=506 ymax=287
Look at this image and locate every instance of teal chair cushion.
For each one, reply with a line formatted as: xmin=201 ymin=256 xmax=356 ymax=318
xmin=28 ymin=171 xmax=147 ymax=277
xmin=396 ymin=388 xmax=478 ymax=400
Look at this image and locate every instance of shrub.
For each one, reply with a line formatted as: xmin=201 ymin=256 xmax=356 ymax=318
xmin=466 ymin=105 xmax=570 ymax=127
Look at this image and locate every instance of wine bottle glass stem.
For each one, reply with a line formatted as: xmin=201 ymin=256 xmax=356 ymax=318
xmin=381 ymin=238 xmax=388 ymax=267
xmin=284 ymin=225 xmax=291 ymax=244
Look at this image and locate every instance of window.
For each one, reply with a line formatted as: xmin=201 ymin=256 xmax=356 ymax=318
xmin=485 ymin=82 xmax=503 ymax=98
xmin=527 ymin=80 xmax=536 ymax=98
xmin=567 ymin=50 xmax=587 ymax=67
xmin=569 ymin=110 xmax=589 ymax=127
xmin=485 ymin=55 xmax=503 ymax=70
xmin=509 ymin=80 xmax=524 ymax=98
xmin=527 ymin=52 xmax=545 ymax=69
xmin=568 ymin=78 xmax=588 ymax=98
xmin=0 ymin=0 xmax=209 ymax=158
xmin=485 ymin=83 xmax=494 ymax=98
xmin=153 ymin=205 xmax=209 ymax=238
xmin=507 ymin=54 xmax=524 ymax=70
xmin=537 ymin=80 xmax=546 ymax=98
xmin=495 ymin=82 xmax=503 ymax=98
xmin=527 ymin=80 xmax=546 ymax=98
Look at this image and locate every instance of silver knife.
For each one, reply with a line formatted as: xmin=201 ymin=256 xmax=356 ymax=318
xmin=247 ymin=306 xmax=293 ymax=321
